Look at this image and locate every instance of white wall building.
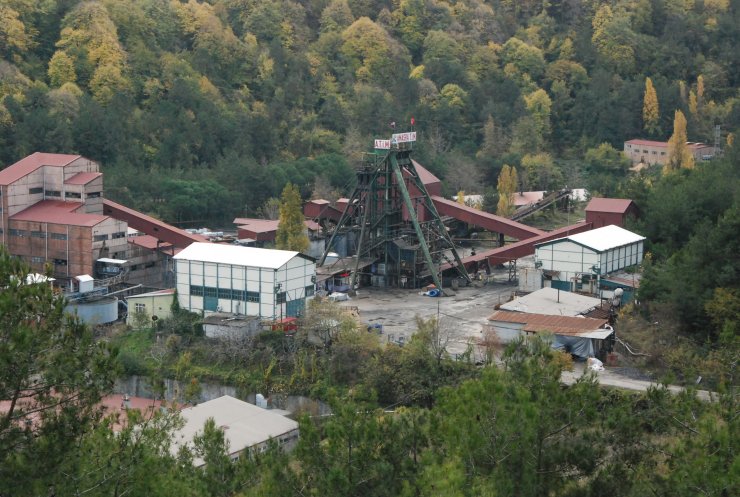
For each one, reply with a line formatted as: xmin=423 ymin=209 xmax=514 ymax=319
xmin=172 ymin=395 xmax=300 ymax=466
xmin=534 ymin=225 xmax=645 ymax=293
xmin=174 ymin=243 xmax=316 ymax=319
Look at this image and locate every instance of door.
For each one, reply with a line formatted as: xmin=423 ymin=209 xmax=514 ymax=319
xmin=286 ymin=298 xmax=305 ymax=317
xmin=204 ymin=296 xmax=218 ymax=311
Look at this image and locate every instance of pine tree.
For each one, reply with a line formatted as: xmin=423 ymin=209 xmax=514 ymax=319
xmin=643 ymin=77 xmax=660 ymax=136
xmin=275 ymin=183 xmax=309 ymax=253
xmin=665 ymin=110 xmax=694 ymax=173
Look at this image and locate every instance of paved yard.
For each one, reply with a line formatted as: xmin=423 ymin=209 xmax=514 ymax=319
xmin=351 ymin=276 xmax=518 ymax=357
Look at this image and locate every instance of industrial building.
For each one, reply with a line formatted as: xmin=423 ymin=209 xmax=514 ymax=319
xmin=174 ymin=242 xmax=316 ymax=319
xmin=623 ymin=139 xmax=713 ymax=165
xmin=0 ymin=152 xmax=206 ymax=291
xmin=171 ymin=395 xmax=299 ymax=466
xmin=534 ymin=225 xmax=645 ymax=293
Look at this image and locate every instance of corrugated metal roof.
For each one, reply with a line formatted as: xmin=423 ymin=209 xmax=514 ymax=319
xmin=585 ymin=198 xmax=634 ymax=214
xmin=536 ymin=225 xmax=644 ymax=253
xmin=500 ymin=287 xmax=602 ymax=316
xmin=625 ymin=139 xmax=667 ymax=147
xmin=127 ymin=289 xmax=176 ymax=299
xmin=0 ymin=152 xmax=82 ymax=185
xmin=10 ymin=200 xmax=108 ymax=227
xmin=64 ymin=171 xmax=102 ymax=185
xmin=174 ymin=242 xmax=313 ymax=269
xmin=625 ymin=139 xmax=710 ymax=151
xmin=172 ymin=396 xmax=298 ymax=466
xmin=565 ymin=225 xmax=644 ymax=252
xmin=411 ymin=160 xmax=441 ymax=186
xmin=128 ymin=234 xmax=173 ymax=251
xmin=489 ymin=310 xmax=608 ymax=335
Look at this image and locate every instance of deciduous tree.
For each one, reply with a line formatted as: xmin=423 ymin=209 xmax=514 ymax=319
xmin=643 ymin=77 xmax=660 ymax=136
xmin=665 ymin=110 xmax=694 ymax=172
xmin=275 ymin=183 xmax=309 ymax=252
xmin=496 ymin=164 xmax=517 ymax=217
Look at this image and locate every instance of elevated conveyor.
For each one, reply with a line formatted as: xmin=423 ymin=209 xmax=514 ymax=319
xmin=431 ymin=196 xmax=545 ymax=240
xmin=441 ymin=222 xmax=593 ymax=272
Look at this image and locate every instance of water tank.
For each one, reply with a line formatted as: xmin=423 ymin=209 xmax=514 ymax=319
xmin=65 ymin=297 xmax=118 ymax=325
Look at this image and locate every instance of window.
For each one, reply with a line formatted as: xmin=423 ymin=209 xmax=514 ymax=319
xmin=642 ymin=149 xmax=648 ymax=153
xmin=204 ymin=286 xmax=218 ymax=298
xmin=31 ymin=256 xmax=44 ymax=264
xmin=93 ymin=234 xmax=108 ymax=242
xmin=29 ymin=187 xmax=43 ymax=194
xmin=135 ymin=303 xmax=146 ymax=313
xmin=111 ymin=231 xmax=126 ymax=239
xmin=53 ymin=258 xmax=67 ymax=266
xmin=305 ymin=285 xmax=315 ymax=297
xmin=45 ymin=190 xmax=61 ymax=197
xmin=65 ymin=192 xmax=81 ymax=199
xmin=246 ymin=291 xmax=259 ymax=303
xmin=50 ymin=232 xmax=67 ymax=240
xmin=31 ymin=231 xmax=46 ymax=238
xmin=190 ymin=285 xmax=204 ymax=296
xmin=9 ymin=229 xmax=26 ymax=237
xmin=661 ymin=152 xmax=666 ymax=155
xmin=0 ymin=228 xmax=3 ymax=234
xmin=112 ymin=251 xmax=126 ymax=259
xmin=87 ymin=192 xmax=101 ymax=198
xmin=652 ymin=151 xmax=657 ymax=154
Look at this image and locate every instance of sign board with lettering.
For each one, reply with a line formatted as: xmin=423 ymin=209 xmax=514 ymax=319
xmin=391 ymin=132 xmax=417 ymax=144
xmin=374 ymin=139 xmax=391 ymax=149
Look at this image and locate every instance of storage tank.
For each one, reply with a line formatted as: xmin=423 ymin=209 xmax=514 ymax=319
xmin=65 ymin=297 xmax=118 ymax=325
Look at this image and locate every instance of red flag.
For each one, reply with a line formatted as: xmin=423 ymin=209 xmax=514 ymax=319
xmin=410 ymin=117 xmax=415 ymax=125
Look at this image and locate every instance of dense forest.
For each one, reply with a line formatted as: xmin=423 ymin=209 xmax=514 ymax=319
xmin=0 ymin=0 xmax=738 ymax=224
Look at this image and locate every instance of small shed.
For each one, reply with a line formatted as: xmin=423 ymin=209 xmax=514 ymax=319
xmin=534 ymin=225 xmax=644 ymax=293
xmin=488 ymin=310 xmax=613 ymax=359
xmin=125 ymin=289 xmax=176 ymax=328
xmin=203 ymin=313 xmax=262 ymax=339
xmin=585 ymin=198 xmax=639 ymax=228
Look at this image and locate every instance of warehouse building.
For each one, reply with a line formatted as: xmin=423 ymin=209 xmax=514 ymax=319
xmin=174 ymin=243 xmax=316 ymax=319
xmin=171 ymin=395 xmax=299 ymax=466
xmin=534 ymin=225 xmax=645 ymax=294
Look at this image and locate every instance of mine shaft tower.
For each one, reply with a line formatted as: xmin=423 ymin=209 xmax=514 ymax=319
xmin=319 ymin=138 xmax=470 ymax=291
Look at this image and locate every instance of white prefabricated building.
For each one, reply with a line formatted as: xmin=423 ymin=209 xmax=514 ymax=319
xmin=534 ymin=225 xmax=645 ymax=292
xmin=174 ymin=243 xmax=316 ymax=319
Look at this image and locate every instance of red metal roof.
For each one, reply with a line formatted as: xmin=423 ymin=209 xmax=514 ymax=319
xmin=585 ymin=198 xmax=635 ymax=214
xmin=234 ymin=218 xmax=279 ymax=233
xmin=0 ymin=152 xmax=81 ymax=185
xmin=625 ymin=139 xmax=710 ymax=151
xmin=65 ymin=171 xmax=102 ymax=185
xmin=625 ymin=139 xmax=667 ymax=148
xmin=10 ymin=200 xmax=108 ymax=227
xmin=128 ymin=234 xmax=173 ymax=251
xmin=411 ymin=160 xmax=441 ymax=186
xmin=488 ymin=310 xmax=608 ymax=335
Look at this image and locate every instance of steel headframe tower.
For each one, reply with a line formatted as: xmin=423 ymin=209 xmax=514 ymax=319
xmin=318 ymin=137 xmax=470 ymax=292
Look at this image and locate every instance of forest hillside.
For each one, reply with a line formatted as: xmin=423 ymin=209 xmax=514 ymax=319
xmin=0 ymin=0 xmax=738 ymax=224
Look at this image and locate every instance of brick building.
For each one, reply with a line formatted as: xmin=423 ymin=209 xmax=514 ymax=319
xmin=0 ymin=153 xmax=206 ymax=287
